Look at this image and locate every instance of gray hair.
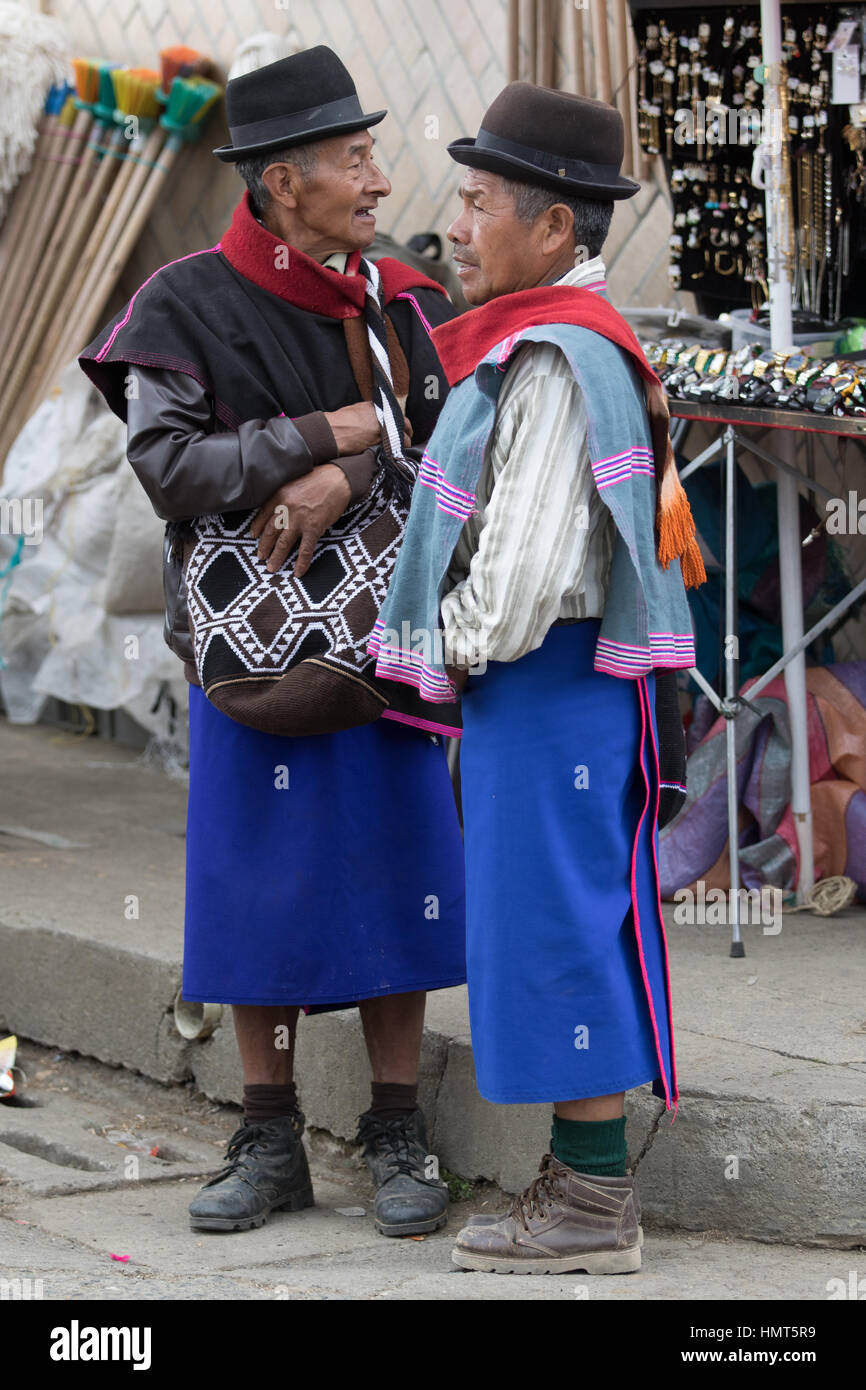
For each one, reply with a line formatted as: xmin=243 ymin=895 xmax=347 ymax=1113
xmin=236 ymin=142 xmax=320 ymax=217
xmin=500 ymin=176 xmax=614 ymax=258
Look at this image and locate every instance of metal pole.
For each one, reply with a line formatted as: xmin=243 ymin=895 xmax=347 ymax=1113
xmin=723 ymin=427 xmax=744 ymax=956
xmin=777 ymin=451 xmax=816 ymax=900
xmin=747 ymin=575 xmax=866 ymax=700
xmin=760 ymin=0 xmax=813 ymax=900
xmin=760 ymin=0 xmax=794 ymax=346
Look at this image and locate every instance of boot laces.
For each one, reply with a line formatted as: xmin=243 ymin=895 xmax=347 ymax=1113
xmin=356 ymin=1113 xmax=432 ymax=1183
xmin=209 ymin=1123 xmax=271 ymax=1184
xmin=510 ymin=1154 xmax=559 ymax=1230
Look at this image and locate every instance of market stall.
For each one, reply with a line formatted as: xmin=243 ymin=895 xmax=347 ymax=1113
xmin=630 ymin=0 xmax=866 ymax=946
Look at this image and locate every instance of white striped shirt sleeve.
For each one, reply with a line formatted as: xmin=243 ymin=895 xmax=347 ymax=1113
xmin=440 ymin=343 xmax=612 ymax=667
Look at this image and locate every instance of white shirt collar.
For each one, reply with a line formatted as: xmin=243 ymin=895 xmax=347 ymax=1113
xmin=555 ymin=255 xmax=607 ymax=292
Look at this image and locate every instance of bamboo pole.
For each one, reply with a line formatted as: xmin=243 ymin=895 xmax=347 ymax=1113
xmin=15 ymin=123 xmax=168 ymax=425
xmin=590 ymin=0 xmax=613 ymax=104
xmin=507 ymin=0 xmax=520 ymax=82
xmin=612 ymin=0 xmax=633 ymax=176
xmin=0 ymin=107 xmax=93 ymax=370
xmin=0 ymin=124 xmax=121 ymax=389
xmin=54 ymin=138 xmax=185 ymax=361
xmin=0 ymin=129 xmax=129 ymax=432
xmin=538 ymin=0 xmax=554 ymax=87
xmin=527 ymin=0 xmax=538 ymax=83
xmin=570 ymin=1 xmax=586 ymax=96
xmin=0 ymin=112 xmax=59 ymax=274
xmin=0 ymin=110 xmax=67 ymax=327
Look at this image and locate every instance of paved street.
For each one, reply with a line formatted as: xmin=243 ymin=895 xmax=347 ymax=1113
xmin=0 ymin=1043 xmax=859 ymax=1302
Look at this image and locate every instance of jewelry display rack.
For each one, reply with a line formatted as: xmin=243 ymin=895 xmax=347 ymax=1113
xmin=629 ymin=0 xmax=866 ymax=951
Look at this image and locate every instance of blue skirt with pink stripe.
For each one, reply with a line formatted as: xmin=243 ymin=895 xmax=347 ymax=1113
xmin=459 ymin=619 xmax=677 ymax=1108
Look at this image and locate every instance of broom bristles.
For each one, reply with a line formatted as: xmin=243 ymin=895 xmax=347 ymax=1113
xmin=159 ymin=46 xmax=207 ymax=96
xmin=112 ymin=68 xmax=161 ymax=121
xmin=71 ymin=59 xmax=101 ymax=108
xmin=161 ymin=76 xmax=222 ymax=135
xmin=58 ymin=94 xmax=79 ymax=128
xmin=93 ymin=61 xmax=123 ymax=124
xmin=45 ymin=81 xmax=72 ymax=115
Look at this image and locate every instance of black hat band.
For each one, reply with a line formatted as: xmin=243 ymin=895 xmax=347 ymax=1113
xmin=474 ymin=126 xmax=622 ymax=186
xmin=228 ymin=95 xmax=367 ymax=147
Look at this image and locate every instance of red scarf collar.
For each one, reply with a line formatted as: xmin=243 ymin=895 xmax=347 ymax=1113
xmin=431 ymin=285 xmax=660 ymax=388
xmin=432 ymin=285 xmax=706 ymax=592
xmin=219 ymin=192 xmax=447 ymax=319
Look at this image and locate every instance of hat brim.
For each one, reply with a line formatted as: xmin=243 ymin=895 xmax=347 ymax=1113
xmin=213 ymin=109 xmax=387 ymax=162
xmin=447 ymin=136 xmax=640 ymax=201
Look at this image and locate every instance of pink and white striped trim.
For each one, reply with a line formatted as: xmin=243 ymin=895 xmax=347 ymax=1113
xmin=368 ymin=621 xmax=455 ymax=701
xmin=380 ymin=708 xmax=462 ymax=737
xmin=592 ymin=445 xmax=654 ymax=490
xmin=629 ymin=676 xmax=676 ymax=1113
xmin=95 ymin=244 xmax=223 ymax=362
xmin=417 ymin=454 xmax=476 ymax=521
xmin=394 ymin=290 xmax=434 ymax=336
xmin=641 ymin=674 xmax=679 ymax=1112
xmin=594 ymin=632 xmax=696 ymax=677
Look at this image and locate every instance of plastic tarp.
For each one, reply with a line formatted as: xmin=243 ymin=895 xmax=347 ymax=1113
xmin=0 ymin=362 xmax=188 ymax=749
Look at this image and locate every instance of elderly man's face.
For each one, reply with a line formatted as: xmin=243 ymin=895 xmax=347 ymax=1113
xmin=266 ymin=130 xmax=391 ymax=257
xmin=446 ymin=168 xmax=570 ymax=305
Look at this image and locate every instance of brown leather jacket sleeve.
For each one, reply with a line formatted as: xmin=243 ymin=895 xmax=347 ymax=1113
xmin=125 ymin=366 xmax=333 ymax=520
xmin=125 ymin=366 xmax=337 ymax=668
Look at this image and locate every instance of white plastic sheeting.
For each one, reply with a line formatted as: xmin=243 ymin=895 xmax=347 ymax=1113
xmin=0 ymin=361 xmax=188 ymax=750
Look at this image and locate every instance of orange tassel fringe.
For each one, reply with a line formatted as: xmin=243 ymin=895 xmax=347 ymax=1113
xmin=657 ymin=467 xmax=707 ymax=590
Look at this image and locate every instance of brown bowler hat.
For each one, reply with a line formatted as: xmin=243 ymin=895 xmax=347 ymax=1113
xmin=447 ymin=81 xmax=639 ymax=201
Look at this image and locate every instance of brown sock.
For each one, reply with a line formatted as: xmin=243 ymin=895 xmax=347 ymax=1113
xmin=242 ymin=1082 xmax=299 ymax=1123
xmin=369 ymin=1081 xmax=418 ymax=1119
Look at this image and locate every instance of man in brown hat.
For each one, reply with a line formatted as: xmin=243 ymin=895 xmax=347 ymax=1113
xmin=372 ymin=81 xmax=704 ymax=1273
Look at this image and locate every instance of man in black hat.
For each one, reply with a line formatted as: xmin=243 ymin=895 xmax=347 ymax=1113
xmin=372 ymin=81 xmax=703 ymax=1274
xmin=80 ymin=47 xmax=466 ymax=1240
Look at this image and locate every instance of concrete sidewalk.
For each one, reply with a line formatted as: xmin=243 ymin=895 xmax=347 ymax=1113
xmin=1 ymin=1043 xmax=852 ymax=1301
xmin=1 ymin=718 xmax=864 ymax=1246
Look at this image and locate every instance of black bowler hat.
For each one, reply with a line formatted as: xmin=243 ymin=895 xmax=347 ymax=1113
xmin=213 ymin=45 xmax=386 ymax=162
xmin=448 ymin=82 xmax=639 ymax=200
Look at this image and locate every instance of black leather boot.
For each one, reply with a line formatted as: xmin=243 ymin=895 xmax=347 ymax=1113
xmin=356 ymin=1108 xmax=448 ymax=1237
xmin=188 ymin=1114 xmax=313 ymax=1232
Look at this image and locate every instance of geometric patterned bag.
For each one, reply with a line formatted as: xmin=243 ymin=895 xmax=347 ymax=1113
xmin=184 ymin=257 xmax=461 ymax=739
xmin=185 ymin=468 xmax=434 ymax=737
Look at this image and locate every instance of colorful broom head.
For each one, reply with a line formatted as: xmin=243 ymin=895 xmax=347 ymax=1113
xmin=71 ymin=58 xmax=101 ymax=109
xmin=92 ymin=61 xmax=124 ymax=125
xmin=58 ymin=93 xmax=79 ymax=129
xmin=160 ymin=75 xmax=222 ymax=141
xmin=159 ymin=46 xmax=209 ymax=98
xmin=46 ymin=80 xmax=74 ymax=116
xmin=112 ymin=67 xmax=162 ymax=125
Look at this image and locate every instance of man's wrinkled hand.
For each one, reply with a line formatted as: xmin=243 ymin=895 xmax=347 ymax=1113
xmin=323 ymin=402 xmax=380 ymax=455
xmin=323 ymin=401 xmax=413 ymax=455
xmin=249 ymin=464 xmax=351 ymax=577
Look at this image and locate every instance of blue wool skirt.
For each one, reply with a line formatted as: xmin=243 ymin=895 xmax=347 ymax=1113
xmin=459 ymin=620 xmax=676 ymax=1108
xmin=183 ymin=686 xmax=466 ymax=1006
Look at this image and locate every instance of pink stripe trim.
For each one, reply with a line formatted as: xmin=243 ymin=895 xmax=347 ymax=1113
xmin=642 ymin=673 xmax=679 ymax=1114
xmin=628 ymin=677 xmax=674 ymax=1112
xmin=394 ymin=291 xmax=433 ymax=336
xmin=380 ymin=708 xmax=462 ymax=738
xmin=95 ymin=244 xmax=223 ymax=363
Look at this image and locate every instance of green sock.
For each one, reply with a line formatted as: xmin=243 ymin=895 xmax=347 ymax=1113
xmin=551 ymin=1115 xmax=628 ymax=1178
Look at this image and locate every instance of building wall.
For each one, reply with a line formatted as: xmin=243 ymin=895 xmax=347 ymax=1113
xmin=25 ymin=0 xmax=679 ymax=313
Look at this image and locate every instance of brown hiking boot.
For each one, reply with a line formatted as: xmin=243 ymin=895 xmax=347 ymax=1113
xmin=452 ymin=1153 xmax=641 ymax=1275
